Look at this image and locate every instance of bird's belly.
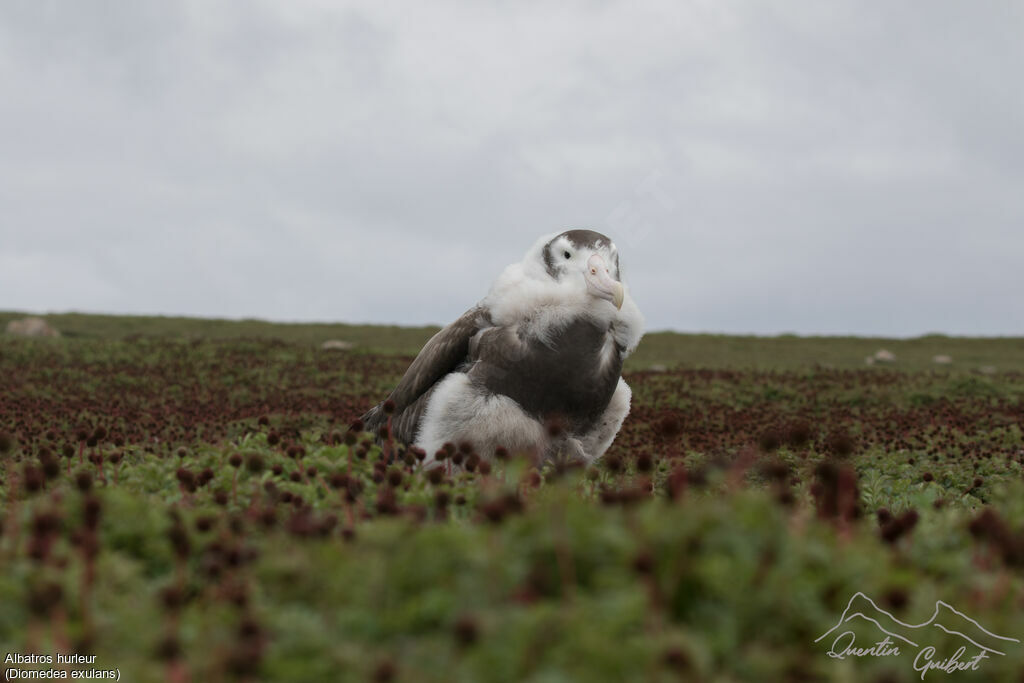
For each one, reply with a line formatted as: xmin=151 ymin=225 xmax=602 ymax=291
xmin=470 ymin=319 xmax=622 ymax=430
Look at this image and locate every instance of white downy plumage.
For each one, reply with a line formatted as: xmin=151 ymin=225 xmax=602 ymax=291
xmin=361 ymin=230 xmax=644 ymax=467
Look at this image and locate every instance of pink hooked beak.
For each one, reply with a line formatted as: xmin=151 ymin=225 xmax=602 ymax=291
xmin=584 ymin=254 xmax=624 ymax=309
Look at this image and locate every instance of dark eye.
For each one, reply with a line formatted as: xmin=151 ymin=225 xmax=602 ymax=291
xmin=563 ymin=250 xmax=571 ymax=259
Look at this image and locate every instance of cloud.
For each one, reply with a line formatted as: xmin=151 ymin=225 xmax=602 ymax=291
xmin=1 ymin=1 xmax=1021 ymax=335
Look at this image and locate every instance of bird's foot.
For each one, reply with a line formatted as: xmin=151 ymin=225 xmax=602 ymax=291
xmin=544 ymin=436 xmax=587 ymax=468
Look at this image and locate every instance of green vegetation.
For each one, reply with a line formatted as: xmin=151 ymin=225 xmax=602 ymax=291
xmin=1 ymin=313 xmax=1023 ymax=682
xmin=5 ymin=310 xmax=1023 ymax=371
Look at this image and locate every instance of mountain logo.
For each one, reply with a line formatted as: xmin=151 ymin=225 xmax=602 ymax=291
xmin=815 ymin=592 xmax=1019 ymax=678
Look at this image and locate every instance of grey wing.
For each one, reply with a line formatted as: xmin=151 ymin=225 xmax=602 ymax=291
xmin=361 ymin=305 xmax=491 ymax=443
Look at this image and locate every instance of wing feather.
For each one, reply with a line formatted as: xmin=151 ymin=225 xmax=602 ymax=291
xmin=361 ymin=306 xmax=491 ymax=443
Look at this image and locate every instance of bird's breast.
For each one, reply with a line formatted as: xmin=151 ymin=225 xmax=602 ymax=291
xmin=468 ymin=317 xmax=623 ymax=431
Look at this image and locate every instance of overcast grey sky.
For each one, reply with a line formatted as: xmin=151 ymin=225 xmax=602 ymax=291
xmin=2 ymin=1 xmax=1022 ymax=336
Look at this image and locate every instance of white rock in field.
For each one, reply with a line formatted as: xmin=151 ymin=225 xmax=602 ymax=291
xmin=647 ymin=364 xmax=668 ymax=373
xmin=932 ymin=354 xmax=953 ymax=365
xmin=320 ymin=339 xmax=355 ymax=351
xmin=5 ymin=317 xmax=60 ymax=338
xmin=873 ymin=349 xmax=896 ymax=363
xmin=978 ymin=365 xmax=997 ymax=375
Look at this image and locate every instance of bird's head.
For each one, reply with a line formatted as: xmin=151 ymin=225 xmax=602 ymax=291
xmin=539 ymin=230 xmax=623 ymax=309
xmin=485 ymin=229 xmax=641 ymax=347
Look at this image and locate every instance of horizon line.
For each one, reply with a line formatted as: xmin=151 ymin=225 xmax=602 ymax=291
xmin=4 ymin=309 xmax=1024 ymax=340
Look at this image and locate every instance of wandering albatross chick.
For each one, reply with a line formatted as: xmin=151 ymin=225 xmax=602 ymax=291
xmin=361 ymin=229 xmax=644 ymax=466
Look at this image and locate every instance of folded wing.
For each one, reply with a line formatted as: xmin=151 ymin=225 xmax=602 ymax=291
xmin=361 ymin=306 xmax=492 ymax=444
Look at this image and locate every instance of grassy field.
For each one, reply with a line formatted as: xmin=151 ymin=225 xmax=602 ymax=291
xmin=4 ymin=309 xmax=1024 ymax=371
xmin=1 ymin=312 xmax=1023 ymax=682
